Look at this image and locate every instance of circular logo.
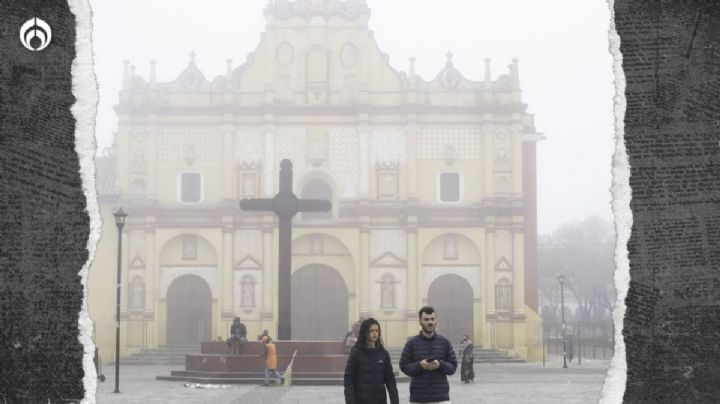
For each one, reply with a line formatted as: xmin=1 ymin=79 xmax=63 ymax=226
xmin=20 ymin=17 xmax=52 ymax=51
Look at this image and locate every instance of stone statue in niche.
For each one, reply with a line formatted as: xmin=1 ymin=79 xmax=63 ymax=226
xmin=131 ymin=149 xmax=146 ymax=173
xmin=496 ymin=282 xmax=512 ymax=311
xmin=494 ymin=147 xmax=511 ymax=171
xmin=380 ymin=273 xmax=398 ymax=309
xmin=307 ymin=137 xmax=327 ymax=167
xmin=182 ymin=235 xmax=197 ymax=260
xmin=309 ymin=234 xmax=324 ymax=254
xmin=444 ymin=234 xmax=458 ymax=260
xmin=240 ymin=276 xmax=255 ymax=307
xmin=496 ymin=176 xmax=511 ymax=194
xmin=379 ymin=172 xmax=397 ymax=198
xmin=129 ymin=277 xmax=145 ymax=309
xmin=242 ymin=172 xmax=257 ymax=196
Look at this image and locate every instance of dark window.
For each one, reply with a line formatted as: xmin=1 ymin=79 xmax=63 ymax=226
xmin=181 ymin=172 xmax=202 ymax=203
xmin=439 ymin=172 xmax=460 ymax=202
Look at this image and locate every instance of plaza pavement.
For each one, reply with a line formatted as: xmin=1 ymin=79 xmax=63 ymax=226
xmin=93 ymin=356 xmax=611 ymax=404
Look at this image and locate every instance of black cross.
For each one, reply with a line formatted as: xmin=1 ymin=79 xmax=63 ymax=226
xmin=239 ymin=159 xmax=331 ymax=340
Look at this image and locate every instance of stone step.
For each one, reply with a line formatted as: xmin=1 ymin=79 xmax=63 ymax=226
xmin=156 ymin=373 xmax=410 ymax=386
xmin=169 ymin=370 xmax=403 ymax=378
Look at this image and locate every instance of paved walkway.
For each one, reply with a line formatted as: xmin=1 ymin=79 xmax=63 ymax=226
xmin=94 ymin=357 xmax=611 ymax=403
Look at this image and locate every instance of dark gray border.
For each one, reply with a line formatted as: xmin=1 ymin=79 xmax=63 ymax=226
xmin=0 ymin=1 xmax=86 ymax=402
xmin=616 ymin=0 xmax=720 ymax=402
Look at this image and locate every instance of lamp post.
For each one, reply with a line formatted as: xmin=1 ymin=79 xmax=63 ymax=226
xmin=112 ymin=208 xmax=128 ymax=393
xmin=557 ymin=273 xmax=567 ymax=369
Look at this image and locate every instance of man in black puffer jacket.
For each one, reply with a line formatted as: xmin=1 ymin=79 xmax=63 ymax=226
xmin=344 ymin=318 xmax=399 ymax=404
xmin=400 ymin=306 xmax=457 ymax=403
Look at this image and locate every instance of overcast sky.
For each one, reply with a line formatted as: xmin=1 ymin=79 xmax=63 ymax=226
xmin=90 ymin=0 xmax=615 ymax=235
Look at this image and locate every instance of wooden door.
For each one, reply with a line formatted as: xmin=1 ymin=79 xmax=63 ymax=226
xmin=291 ymin=265 xmax=348 ymax=340
xmin=166 ymin=274 xmax=212 ymax=346
xmin=427 ymin=274 xmax=474 ymax=345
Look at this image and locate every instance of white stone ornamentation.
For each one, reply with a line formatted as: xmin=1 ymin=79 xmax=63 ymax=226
xmin=160 ymin=266 xmax=217 ymax=299
xmin=234 ymin=230 xmax=264 ymax=265
xmin=370 ymin=128 xmax=406 ymax=165
xmin=495 ymin=230 xmax=513 ymax=264
xmin=422 ymin=266 xmax=479 ymax=298
xmin=418 ymin=128 xmax=481 ymax=160
xmin=369 ymin=230 xmax=407 ymax=262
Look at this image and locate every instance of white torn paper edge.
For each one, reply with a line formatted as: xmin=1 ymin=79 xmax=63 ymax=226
xmin=184 ymin=383 xmax=233 ymax=389
xmin=69 ymin=0 xmax=101 ymax=402
xmin=600 ymin=0 xmax=630 ymax=403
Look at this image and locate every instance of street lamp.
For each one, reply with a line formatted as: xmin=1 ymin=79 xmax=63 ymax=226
xmin=557 ymin=273 xmax=567 ymax=369
xmin=112 ymin=208 xmax=128 ymax=393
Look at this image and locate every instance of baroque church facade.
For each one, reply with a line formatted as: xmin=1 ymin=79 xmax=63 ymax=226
xmin=90 ymin=0 xmax=543 ymax=361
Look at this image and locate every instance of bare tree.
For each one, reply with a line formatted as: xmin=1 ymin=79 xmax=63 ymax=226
xmin=538 ymin=216 xmax=616 ymax=348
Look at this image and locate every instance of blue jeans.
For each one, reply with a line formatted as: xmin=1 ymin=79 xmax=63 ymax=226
xmin=264 ymin=367 xmax=282 ymax=384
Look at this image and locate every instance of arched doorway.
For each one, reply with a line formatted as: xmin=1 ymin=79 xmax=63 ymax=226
xmin=427 ymin=274 xmax=474 ymax=345
xmin=291 ymin=264 xmax=348 ymax=340
xmin=166 ymin=274 xmax=212 ymax=346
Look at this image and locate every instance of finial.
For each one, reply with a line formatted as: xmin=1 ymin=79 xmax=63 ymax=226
xmin=484 ymin=58 xmax=492 ymax=86
xmin=510 ymin=58 xmax=519 ymax=88
xmin=122 ymin=59 xmax=130 ymax=88
xmin=446 ymin=50 xmax=453 ymax=67
xmin=150 ymin=59 xmax=157 ymax=86
xmin=226 ymin=59 xmax=233 ymax=75
xmin=130 ymin=64 xmax=136 ymax=78
xmin=483 ymin=58 xmax=493 ymax=102
xmin=408 ymin=56 xmax=416 ymax=90
xmin=189 ymin=50 xmax=196 ymax=66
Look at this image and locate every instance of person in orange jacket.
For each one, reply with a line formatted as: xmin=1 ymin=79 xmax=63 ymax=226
xmin=260 ymin=335 xmax=283 ymax=386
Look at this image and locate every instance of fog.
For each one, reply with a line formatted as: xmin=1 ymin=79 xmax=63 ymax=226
xmin=90 ymin=0 xmax=615 ymax=234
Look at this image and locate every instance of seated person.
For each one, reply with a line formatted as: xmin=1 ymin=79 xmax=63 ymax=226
xmin=227 ymin=317 xmax=248 ymax=354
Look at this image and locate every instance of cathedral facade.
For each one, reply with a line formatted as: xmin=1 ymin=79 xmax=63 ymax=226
xmin=90 ymin=0 xmax=543 ymax=361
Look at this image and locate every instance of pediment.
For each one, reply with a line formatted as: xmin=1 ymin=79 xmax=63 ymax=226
xmin=495 ymin=257 xmax=512 ymax=272
xmin=234 ymin=255 xmax=263 ymax=269
xmin=370 ymin=252 xmax=406 ymax=268
xmin=129 ymin=254 xmax=145 ymax=269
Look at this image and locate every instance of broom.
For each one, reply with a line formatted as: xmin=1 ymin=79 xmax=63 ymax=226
xmin=282 ymin=350 xmax=298 ymax=386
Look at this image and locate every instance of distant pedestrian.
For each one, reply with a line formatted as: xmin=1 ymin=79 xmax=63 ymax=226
xmin=261 ymin=335 xmax=283 ymax=386
xmin=227 ymin=317 xmax=247 ymax=354
xmin=343 ymin=331 xmax=357 ymax=354
xmin=351 ymin=316 xmax=366 ymax=339
xmin=459 ymin=335 xmax=474 ymax=383
xmin=343 ymin=318 xmax=399 ymax=404
xmin=400 ymin=306 xmax=457 ymax=404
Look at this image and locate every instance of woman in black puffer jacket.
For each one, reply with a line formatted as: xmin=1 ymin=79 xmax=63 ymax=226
xmin=343 ymin=318 xmax=399 ymax=404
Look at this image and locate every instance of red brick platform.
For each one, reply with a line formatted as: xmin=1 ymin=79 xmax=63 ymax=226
xmin=156 ymin=341 xmax=407 ymax=385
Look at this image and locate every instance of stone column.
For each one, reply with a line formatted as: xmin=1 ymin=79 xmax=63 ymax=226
xmin=406 ymin=224 xmax=419 ymax=335
xmin=262 ymin=223 xmax=274 ymax=318
xmin=263 ymin=123 xmax=276 ymax=197
xmin=144 ymin=221 xmax=156 ymax=347
xmin=485 ymin=230 xmax=496 ymax=315
xmin=511 ymin=123 xmax=524 ymax=195
xmin=405 ymin=123 xmax=418 ymax=199
xmin=512 ymin=231 xmax=525 ymax=316
xmin=358 ymin=124 xmax=370 ymax=198
xmin=483 ymin=123 xmax=495 ymax=196
xmin=221 ymin=222 xmax=234 ymax=316
xmin=359 ymin=227 xmax=370 ymax=317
